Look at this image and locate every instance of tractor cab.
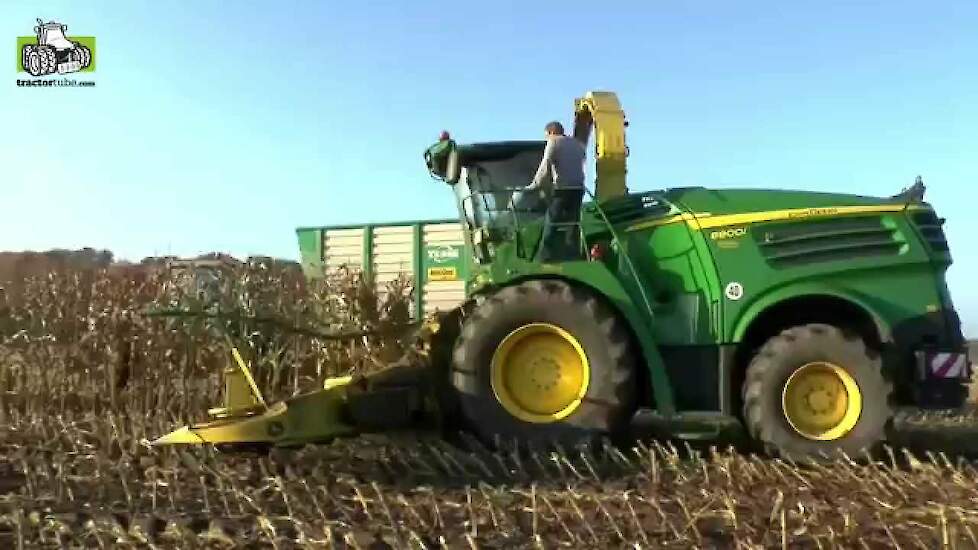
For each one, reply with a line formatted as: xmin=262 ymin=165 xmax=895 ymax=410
xmin=425 ymin=137 xmax=556 ymax=263
xmin=424 ymin=91 xmax=630 ymax=265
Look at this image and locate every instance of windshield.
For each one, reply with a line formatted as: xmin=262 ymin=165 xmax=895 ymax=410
xmin=455 ymin=148 xmax=547 ymax=230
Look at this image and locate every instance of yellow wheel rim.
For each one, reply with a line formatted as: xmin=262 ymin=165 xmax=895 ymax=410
xmin=781 ymin=362 xmax=862 ymax=441
xmin=490 ymin=323 xmax=590 ymax=423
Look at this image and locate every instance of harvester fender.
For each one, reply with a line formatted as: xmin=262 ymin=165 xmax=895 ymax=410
xmin=496 ymin=269 xmax=677 ymax=415
xmin=730 ymin=283 xmax=892 ymax=344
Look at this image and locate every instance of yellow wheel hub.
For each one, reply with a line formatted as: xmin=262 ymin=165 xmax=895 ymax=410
xmin=490 ymin=323 xmax=589 ymax=423
xmin=781 ymin=362 xmax=862 ymax=441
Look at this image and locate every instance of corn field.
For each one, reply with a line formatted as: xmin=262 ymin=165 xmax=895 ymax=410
xmin=2 ymin=261 xmax=978 ymax=548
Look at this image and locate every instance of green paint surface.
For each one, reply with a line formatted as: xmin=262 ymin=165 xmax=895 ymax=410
xmin=450 ymin=181 xmax=958 ymax=414
xmin=295 ymin=228 xmax=323 ymax=279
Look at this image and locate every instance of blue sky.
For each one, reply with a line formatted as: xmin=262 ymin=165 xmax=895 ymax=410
xmin=1 ymin=1 xmax=976 ymax=334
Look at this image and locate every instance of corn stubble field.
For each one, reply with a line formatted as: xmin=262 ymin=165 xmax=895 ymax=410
xmin=1 ymin=262 xmax=978 ymax=549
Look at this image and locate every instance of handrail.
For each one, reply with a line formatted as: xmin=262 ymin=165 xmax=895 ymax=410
xmin=476 ymin=183 xmax=656 ymax=319
xmin=460 ymin=186 xmax=602 ymax=263
xmin=504 ymin=192 xmax=524 ymax=257
xmin=581 ymin=189 xmax=657 ymax=321
xmin=459 ymin=183 xmax=661 ymax=312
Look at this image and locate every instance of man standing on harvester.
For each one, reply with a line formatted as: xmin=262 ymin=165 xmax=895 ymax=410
xmin=526 ymin=121 xmax=587 ymax=261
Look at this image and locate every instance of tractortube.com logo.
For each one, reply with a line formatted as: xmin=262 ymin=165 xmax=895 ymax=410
xmin=16 ymin=18 xmax=95 ymax=87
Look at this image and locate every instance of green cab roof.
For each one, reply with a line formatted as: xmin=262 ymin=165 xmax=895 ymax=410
xmin=457 ymin=141 xmax=545 ymax=163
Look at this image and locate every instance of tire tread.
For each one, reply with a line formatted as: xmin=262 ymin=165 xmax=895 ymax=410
xmin=741 ymin=323 xmax=893 ymax=461
xmin=451 ymin=280 xmax=637 ymax=447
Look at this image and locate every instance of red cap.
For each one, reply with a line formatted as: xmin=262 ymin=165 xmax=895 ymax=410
xmin=439 ymin=130 xmax=450 ymax=141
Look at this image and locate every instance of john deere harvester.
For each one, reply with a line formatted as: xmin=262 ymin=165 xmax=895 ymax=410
xmin=153 ymin=91 xmax=971 ymax=460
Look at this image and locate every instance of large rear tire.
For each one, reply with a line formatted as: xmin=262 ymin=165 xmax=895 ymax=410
xmin=742 ymin=323 xmax=893 ymax=461
xmin=450 ymin=280 xmax=638 ymax=448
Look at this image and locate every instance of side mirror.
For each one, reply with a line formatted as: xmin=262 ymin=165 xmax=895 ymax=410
xmin=445 ymin=149 xmax=460 ymax=184
xmin=424 ymin=139 xmax=460 ymax=184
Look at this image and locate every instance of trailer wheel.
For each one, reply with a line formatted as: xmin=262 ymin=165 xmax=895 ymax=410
xmin=742 ymin=323 xmax=893 ymax=461
xmin=450 ymin=280 xmax=637 ymax=448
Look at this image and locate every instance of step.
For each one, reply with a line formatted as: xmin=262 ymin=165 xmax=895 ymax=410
xmin=630 ymin=410 xmax=744 ymax=441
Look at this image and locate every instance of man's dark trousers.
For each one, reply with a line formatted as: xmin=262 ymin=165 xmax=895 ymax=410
xmin=539 ymin=188 xmax=585 ymax=262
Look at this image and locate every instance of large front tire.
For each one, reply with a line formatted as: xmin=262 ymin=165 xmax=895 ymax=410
xmin=451 ymin=280 xmax=637 ymax=448
xmin=742 ymin=323 xmax=893 ymax=461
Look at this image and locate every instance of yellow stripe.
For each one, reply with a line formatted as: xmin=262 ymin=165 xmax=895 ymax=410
xmin=626 ymin=211 xmax=714 ymax=230
xmin=626 ymin=203 xmax=928 ymax=233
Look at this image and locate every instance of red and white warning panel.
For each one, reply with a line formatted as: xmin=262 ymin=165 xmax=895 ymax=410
xmin=917 ymin=351 xmax=972 ymax=380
